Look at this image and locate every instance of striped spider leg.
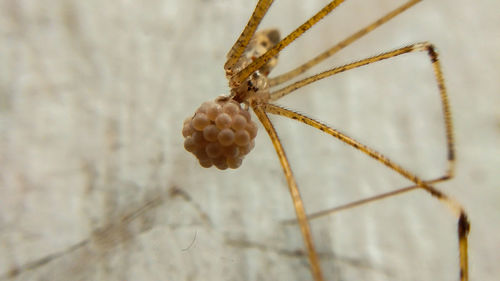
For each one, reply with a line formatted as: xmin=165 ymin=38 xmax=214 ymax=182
xmin=182 ymin=0 xmax=469 ymax=280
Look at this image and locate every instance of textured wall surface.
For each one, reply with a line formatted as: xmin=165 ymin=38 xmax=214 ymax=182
xmin=1 ymin=0 xmax=499 ymax=281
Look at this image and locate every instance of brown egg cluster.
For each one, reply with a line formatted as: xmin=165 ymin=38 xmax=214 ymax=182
xmin=182 ymin=97 xmax=257 ymax=170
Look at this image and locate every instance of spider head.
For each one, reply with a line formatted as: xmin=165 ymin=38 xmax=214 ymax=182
xmin=182 ymin=96 xmax=258 ymax=170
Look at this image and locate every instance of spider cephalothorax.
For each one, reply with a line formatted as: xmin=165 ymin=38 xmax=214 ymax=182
xmin=182 ymin=96 xmax=258 ymax=170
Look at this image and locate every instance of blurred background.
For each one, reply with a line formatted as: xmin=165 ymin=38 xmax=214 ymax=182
xmin=1 ymin=0 xmax=498 ymax=280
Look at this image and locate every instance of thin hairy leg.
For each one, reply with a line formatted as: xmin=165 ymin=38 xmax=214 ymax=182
xmin=269 ymin=42 xmax=455 ymax=178
xmin=261 ymin=103 xmax=469 ymax=281
xmin=230 ymin=0 xmax=346 ymax=87
xmin=269 ymin=0 xmax=422 ymax=86
xmin=252 ymin=105 xmax=325 ymax=281
xmin=224 ymin=0 xmax=274 ymax=72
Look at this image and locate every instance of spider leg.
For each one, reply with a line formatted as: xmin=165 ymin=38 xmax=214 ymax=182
xmin=268 ymin=0 xmax=423 ymax=87
xmin=282 ymin=177 xmax=450 ymax=224
xmin=252 ymin=105 xmax=325 ymax=281
xmin=230 ymin=0 xmax=346 ymax=87
xmin=269 ymin=42 xmax=455 ymax=179
xmin=261 ymin=103 xmax=469 ymax=281
xmin=224 ymin=0 xmax=274 ymax=72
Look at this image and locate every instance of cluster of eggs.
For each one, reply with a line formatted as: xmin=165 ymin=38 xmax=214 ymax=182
xmin=182 ymin=97 xmax=257 ymax=170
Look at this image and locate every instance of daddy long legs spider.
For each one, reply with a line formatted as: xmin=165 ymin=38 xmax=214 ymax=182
xmin=182 ymin=0 xmax=470 ymax=280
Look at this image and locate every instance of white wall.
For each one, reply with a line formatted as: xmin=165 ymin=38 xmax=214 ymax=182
xmin=1 ymin=0 xmax=498 ymax=280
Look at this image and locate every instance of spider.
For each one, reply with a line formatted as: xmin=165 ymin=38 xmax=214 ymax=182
xmin=182 ymin=0 xmax=469 ymax=280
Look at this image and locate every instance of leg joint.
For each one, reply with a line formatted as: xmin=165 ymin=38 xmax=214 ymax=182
xmin=458 ymin=212 xmax=471 ymax=237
